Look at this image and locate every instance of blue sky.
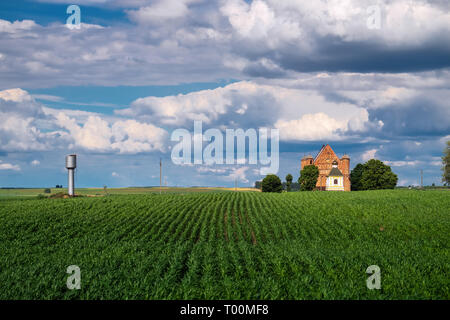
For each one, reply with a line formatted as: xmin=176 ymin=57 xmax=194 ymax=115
xmin=0 ymin=0 xmax=128 ymax=26
xmin=0 ymin=0 xmax=449 ymax=188
xmin=29 ymin=81 xmax=236 ymax=114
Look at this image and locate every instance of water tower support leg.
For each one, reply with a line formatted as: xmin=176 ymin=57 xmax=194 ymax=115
xmin=68 ymin=168 xmax=75 ymax=196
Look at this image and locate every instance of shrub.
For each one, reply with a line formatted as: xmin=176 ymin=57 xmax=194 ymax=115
xmin=285 ymin=174 xmax=293 ymax=192
xmin=44 ymin=188 xmax=51 ymax=194
xmin=350 ymin=163 xmax=365 ymax=191
xmin=360 ymin=159 xmax=398 ymax=190
xmin=261 ymin=174 xmax=283 ymax=193
xmin=298 ymin=165 xmax=319 ymax=191
xmin=442 ymin=140 xmax=450 ymax=186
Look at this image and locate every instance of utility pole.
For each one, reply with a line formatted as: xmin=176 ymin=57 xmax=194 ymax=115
xmin=235 ymin=179 xmax=237 ymax=191
xmin=420 ymin=169 xmax=423 ymax=189
xmin=160 ymin=158 xmax=162 ymax=195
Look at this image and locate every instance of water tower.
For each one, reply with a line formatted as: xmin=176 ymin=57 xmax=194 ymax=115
xmin=65 ymin=154 xmax=76 ymax=196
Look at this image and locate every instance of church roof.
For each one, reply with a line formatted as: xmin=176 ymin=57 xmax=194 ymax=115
xmin=328 ymin=167 xmax=343 ymax=177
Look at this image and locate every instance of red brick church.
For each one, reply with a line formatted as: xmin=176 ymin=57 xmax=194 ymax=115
xmin=301 ymin=144 xmax=351 ymax=191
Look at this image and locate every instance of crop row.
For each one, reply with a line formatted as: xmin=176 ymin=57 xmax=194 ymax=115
xmin=0 ymin=190 xmax=448 ymax=299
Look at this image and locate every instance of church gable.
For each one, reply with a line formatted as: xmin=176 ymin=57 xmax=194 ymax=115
xmin=301 ymin=144 xmax=351 ymax=191
xmin=314 ymin=144 xmax=341 ymax=176
xmin=314 ymin=145 xmax=340 ymax=164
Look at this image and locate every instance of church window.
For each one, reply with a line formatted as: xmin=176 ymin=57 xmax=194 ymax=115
xmin=334 ymin=179 xmax=338 ymax=185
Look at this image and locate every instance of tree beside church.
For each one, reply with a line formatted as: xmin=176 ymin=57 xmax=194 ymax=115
xmin=298 ymin=165 xmax=319 ymax=191
xmin=351 ymin=159 xmax=398 ymax=190
xmin=442 ymin=140 xmax=450 ymax=186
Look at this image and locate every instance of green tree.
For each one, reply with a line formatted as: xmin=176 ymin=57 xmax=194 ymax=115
xmin=350 ymin=163 xmax=365 ymax=191
xmin=298 ymin=165 xmax=319 ymax=191
xmin=360 ymin=159 xmax=398 ymax=190
xmin=285 ymin=174 xmax=293 ymax=192
xmin=261 ymin=174 xmax=283 ymax=193
xmin=442 ymin=140 xmax=450 ymax=186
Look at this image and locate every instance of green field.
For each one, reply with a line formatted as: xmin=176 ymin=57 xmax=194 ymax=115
xmin=0 ymin=187 xmax=246 ymax=199
xmin=0 ymin=190 xmax=448 ymax=299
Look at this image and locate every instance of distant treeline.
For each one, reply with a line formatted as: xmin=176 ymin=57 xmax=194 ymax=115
xmin=254 ymin=181 xmax=300 ymax=191
xmin=396 ymin=186 xmax=449 ymax=190
xmin=0 ymin=186 xmax=64 ymax=189
xmin=0 ymin=187 xmax=37 ymax=189
xmin=253 ymin=182 xmax=449 ymax=191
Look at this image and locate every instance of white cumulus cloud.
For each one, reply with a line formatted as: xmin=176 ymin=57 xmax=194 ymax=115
xmin=0 ymin=160 xmax=20 ymax=171
xmin=55 ymin=113 xmax=168 ymax=153
xmin=275 ymin=113 xmax=348 ymax=141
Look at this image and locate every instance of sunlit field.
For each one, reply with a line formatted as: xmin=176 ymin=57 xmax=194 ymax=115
xmin=0 ymin=189 xmax=448 ymax=299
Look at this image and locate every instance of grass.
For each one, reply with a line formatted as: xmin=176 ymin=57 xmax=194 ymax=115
xmin=0 ymin=189 xmax=448 ymax=299
xmin=0 ymin=187 xmax=257 ymax=198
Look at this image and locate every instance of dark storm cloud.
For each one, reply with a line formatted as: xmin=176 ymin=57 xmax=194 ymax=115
xmin=242 ymin=61 xmax=286 ymax=79
xmin=369 ymin=97 xmax=450 ymax=138
xmin=220 ymin=1 xmax=450 ymax=77
xmin=375 ymin=138 xmax=446 ymax=161
xmin=243 ymin=35 xmax=450 ymax=75
xmin=321 ymin=91 xmax=358 ymax=105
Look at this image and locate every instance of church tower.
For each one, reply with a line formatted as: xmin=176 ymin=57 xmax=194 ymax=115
xmin=301 ymin=154 xmax=314 ymax=168
xmin=341 ymin=154 xmax=351 ymax=191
